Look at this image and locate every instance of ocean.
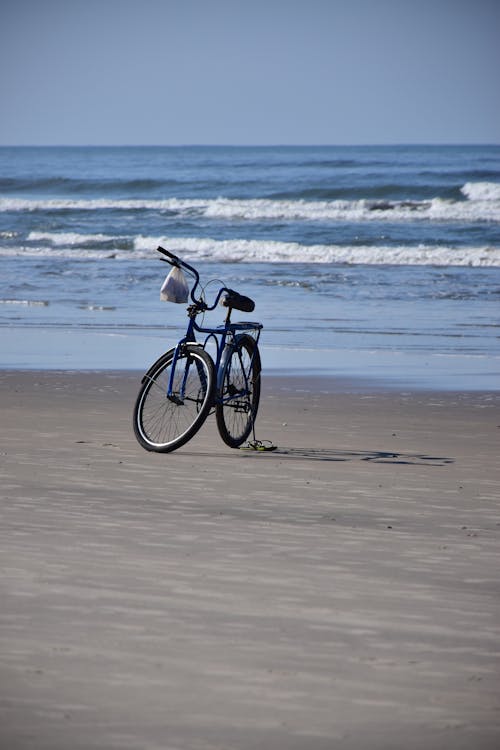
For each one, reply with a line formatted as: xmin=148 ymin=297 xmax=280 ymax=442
xmin=1 ymin=145 xmax=499 ymax=389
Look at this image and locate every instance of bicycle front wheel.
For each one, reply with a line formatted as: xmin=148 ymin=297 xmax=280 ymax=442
xmin=216 ymin=334 xmax=261 ymax=448
xmin=133 ymin=344 xmax=215 ymax=452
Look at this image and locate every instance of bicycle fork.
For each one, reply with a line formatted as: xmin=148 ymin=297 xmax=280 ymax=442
xmin=167 ymin=340 xmax=209 ymax=407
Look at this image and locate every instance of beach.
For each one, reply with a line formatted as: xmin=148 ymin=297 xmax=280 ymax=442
xmin=1 ymin=369 xmax=499 ymax=749
xmin=1 ymin=142 xmax=499 ymax=748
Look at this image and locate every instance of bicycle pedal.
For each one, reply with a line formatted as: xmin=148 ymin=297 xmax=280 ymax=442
xmin=167 ymin=394 xmax=184 ymax=405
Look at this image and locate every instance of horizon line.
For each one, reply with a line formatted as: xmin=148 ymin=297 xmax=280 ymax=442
xmin=1 ymin=142 xmax=499 ymax=149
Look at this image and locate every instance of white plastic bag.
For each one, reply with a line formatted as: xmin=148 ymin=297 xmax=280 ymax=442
xmin=160 ymin=266 xmax=189 ymax=303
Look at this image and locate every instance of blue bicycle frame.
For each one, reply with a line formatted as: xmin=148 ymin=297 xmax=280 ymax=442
xmin=157 ymin=246 xmax=262 ymax=406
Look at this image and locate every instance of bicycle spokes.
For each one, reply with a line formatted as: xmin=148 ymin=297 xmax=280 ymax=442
xmin=133 ymin=248 xmax=263 ymax=452
xmin=215 ymin=334 xmax=261 ymax=448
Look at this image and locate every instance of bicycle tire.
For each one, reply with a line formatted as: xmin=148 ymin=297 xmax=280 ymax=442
xmin=215 ymin=334 xmax=261 ymax=448
xmin=133 ymin=344 xmax=215 ymax=453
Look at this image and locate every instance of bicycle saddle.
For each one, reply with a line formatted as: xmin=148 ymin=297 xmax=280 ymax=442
xmin=221 ymin=289 xmax=255 ymax=313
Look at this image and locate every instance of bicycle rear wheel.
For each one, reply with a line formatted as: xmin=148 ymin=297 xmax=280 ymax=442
xmin=216 ymin=334 xmax=261 ymax=448
xmin=133 ymin=344 xmax=215 ymax=452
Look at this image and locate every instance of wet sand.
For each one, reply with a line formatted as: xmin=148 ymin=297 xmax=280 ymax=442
xmin=1 ymin=370 xmax=499 ymax=749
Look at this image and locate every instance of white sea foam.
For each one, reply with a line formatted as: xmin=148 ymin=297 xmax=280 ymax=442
xmin=0 ymin=197 xmax=158 ymax=212
xmin=3 ymin=233 xmax=500 ymax=266
xmin=0 ymin=298 xmax=49 ymax=306
xmin=28 ymin=231 xmax=116 ymax=246
xmin=1 ymin=181 xmax=499 ymax=223
xmin=140 ymin=237 xmax=500 ymax=266
xmin=461 ymin=181 xmax=500 ymax=202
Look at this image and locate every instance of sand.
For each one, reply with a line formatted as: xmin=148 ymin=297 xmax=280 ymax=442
xmin=0 ymin=370 xmax=499 ymax=750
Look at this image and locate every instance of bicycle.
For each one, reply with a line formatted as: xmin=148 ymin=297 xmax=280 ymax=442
xmin=133 ymin=246 xmax=263 ymax=453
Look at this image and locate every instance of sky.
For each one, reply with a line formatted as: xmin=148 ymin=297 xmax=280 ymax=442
xmin=0 ymin=0 xmax=499 ymax=146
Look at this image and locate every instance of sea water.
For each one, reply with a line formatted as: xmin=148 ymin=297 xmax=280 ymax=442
xmin=1 ymin=145 xmax=499 ymax=389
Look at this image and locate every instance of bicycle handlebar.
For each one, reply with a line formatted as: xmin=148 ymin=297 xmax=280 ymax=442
xmin=156 ymin=245 xmax=255 ymax=313
xmin=156 ymin=245 xmax=180 ymax=265
xmin=157 ymin=245 xmax=201 ymax=303
xmin=157 ymin=245 xmax=197 ymax=276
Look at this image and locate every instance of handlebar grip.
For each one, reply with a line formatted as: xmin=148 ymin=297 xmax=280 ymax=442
xmin=157 ymin=246 xmax=181 ymax=266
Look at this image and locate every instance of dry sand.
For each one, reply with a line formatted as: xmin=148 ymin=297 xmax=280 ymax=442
xmin=0 ymin=370 xmax=499 ymax=750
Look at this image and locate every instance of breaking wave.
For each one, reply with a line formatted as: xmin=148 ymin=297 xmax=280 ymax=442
xmin=0 ymin=181 xmax=499 ymax=223
xmin=1 ymin=231 xmax=498 ymax=266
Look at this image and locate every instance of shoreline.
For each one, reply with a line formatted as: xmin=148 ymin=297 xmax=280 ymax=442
xmin=1 ymin=365 xmax=499 ymax=394
xmin=2 ymin=324 xmax=499 ymax=393
xmin=1 ymin=369 xmax=499 ymax=749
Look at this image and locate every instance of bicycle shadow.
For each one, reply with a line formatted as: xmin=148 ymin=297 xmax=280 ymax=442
xmin=269 ymin=447 xmax=454 ymax=467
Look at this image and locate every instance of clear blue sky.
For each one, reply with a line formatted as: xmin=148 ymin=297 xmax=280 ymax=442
xmin=1 ymin=0 xmax=499 ymax=145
